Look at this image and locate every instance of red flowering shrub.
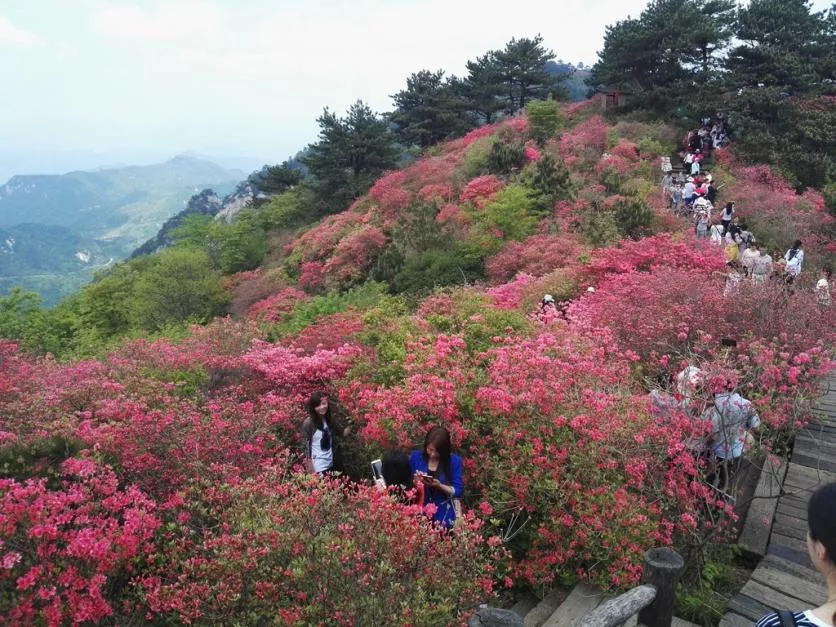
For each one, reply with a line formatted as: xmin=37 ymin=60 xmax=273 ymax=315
xmin=321 ymin=225 xmax=388 ymax=287
xmin=0 ymin=458 xmax=160 ymax=626
xmin=460 ymin=175 xmax=504 ymax=208
xmin=568 ymin=267 xmax=730 ymax=361
xmin=298 ymin=261 xmax=326 ymax=291
xmin=485 ymin=234 xmax=586 ymax=282
xmin=247 ymin=287 xmax=309 ymax=323
xmin=139 ymin=470 xmax=505 ymax=626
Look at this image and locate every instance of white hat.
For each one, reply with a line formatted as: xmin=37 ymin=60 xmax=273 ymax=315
xmin=543 ymin=294 xmax=555 ymax=303
xmin=587 ymin=286 xmax=596 ymax=293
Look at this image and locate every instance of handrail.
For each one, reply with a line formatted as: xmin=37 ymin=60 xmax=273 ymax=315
xmin=576 ymin=547 xmax=685 ymax=627
xmin=574 ymin=584 xmax=656 ymax=627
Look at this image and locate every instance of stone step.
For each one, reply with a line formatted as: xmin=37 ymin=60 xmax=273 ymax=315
xmin=524 ymin=588 xmax=569 ymax=627
xmin=542 ymin=583 xmax=607 ymax=627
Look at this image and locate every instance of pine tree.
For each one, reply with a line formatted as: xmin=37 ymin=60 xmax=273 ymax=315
xmin=463 ymin=53 xmax=506 ymax=124
xmin=493 ymin=35 xmax=562 ymax=111
xmin=302 ymin=101 xmax=399 ymax=213
xmin=390 ymin=70 xmax=474 ymax=148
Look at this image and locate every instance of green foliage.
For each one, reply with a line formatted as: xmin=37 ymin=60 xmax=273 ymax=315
xmin=478 ymin=184 xmax=544 ymax=242
xmin=637 ymin=136 xmax=665 ymax=157
xmin=129 ymin=248 xmax=228 ymax=332
xmin=493 ymin=35 xmax=565 ymax=110
xmin=460 ymin=137 xmax=494 ymax=179
xmin=613 ymin=198 xmax=655 ymax=239
xmin=676 ymin=545 xmax=751 ymax=627
xmin=526 ymin=98 xmax=565 ymax=145
xmin=0 ymin=288 xmax=42 ymax=341
xmin=390 ymin=69 xmax=475 ymax=147
xmin=267 ymin=282 xmax=390 ymax=340
xmin=487 ymin=141 xmax=527 ymax=175
xmin=524 ymin=155 xmax=574 ymax=212
xmin=727 ymin=0 xmax=834 ymax=92
xmin=463 ymin=53 xmax=506 ymax=124
xmin=302 ymin=100 xmax=400 ymax=213
xmin=211 ymin=211 xmax=268 ymax=274
xmin=260 ymin=189 xmax=315 ymax=231
xmin=0 ymin=435 xmax=86 ymax=485
xmin=591 ymin=0 xmax=735 ymax=102
xmin=584 ymin=209 xmax=620 ymax=247
xmin=390 ymin=248 xmax=484 ymax=294
xmin=355 ymin=297 xmax=413 ymax=385
xmin=252 ymin=161 xmax=303 ymax=194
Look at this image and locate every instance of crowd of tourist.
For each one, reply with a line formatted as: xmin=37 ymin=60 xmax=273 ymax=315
xmin=661 ymin=116 xmax=832 ymax=304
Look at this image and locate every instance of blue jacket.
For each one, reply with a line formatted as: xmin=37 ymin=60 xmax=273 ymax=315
xmin=409 ymin=450 xmax=464 ymax=528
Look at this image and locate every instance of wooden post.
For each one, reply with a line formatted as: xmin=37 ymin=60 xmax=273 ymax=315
xmin=638 ymin=548 xmax=685 ymax=627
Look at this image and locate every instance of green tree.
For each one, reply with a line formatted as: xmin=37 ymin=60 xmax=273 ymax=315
xmin=726 ymin=0 xmax=833 ymax=91
xmin=253 ymin=161 xmax=304 ymax=194
xmin=493 ymin=35 xmax=563 ymax=111
xmin=390 ymin=70 xmax=474 ymax=147
xmin=210 ymin=210 xmax=268 ymax=274
xmin=526 ymin=98 xmax=566 ymax=146
xmin=463 ymin=53 xmax=506 ymax=124
xmin=526 ymin=154 xmax=574 ymax=212
xmin=0 ymin=288 xmax=42 ymax=341
xmin=591 ymin=0 xmax=734 ymax=108
xmin=302 ymin=101 xmax=399 ymax=213
xmin=130 ymin=248 xmax=227 ymax=332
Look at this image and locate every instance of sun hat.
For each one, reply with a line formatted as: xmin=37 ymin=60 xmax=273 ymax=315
xmin=543 ymin=294 xmax=555 ymax=303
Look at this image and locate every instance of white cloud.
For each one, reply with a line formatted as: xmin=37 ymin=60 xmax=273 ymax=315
xmin=91 ymin=2 xmax=222 ymax=42
xmin=0 ymin=16 xmax=41 ymax=46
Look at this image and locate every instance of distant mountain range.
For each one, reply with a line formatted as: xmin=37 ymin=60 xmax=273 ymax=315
xmin=0 ymin=155 xmax=245 ymax=305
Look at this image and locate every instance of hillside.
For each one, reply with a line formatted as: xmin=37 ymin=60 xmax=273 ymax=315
xmin=1 ymin=98 xmax=833 ymax=625
xmin=0 ymin=155 xmax=243 ymax=245
xmin=0 ymin=224 xmax=122 ymax=305
xmin=0 ymin=155 xmax=243 ymax=305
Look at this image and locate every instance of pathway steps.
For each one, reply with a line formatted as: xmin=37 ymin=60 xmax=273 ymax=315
xmin=720 ymin=372 xmax=836 ymax=626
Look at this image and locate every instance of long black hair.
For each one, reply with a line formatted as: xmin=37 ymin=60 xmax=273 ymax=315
xmin=306 ymin=391 xmax=332 ymax=430
xmin=787 ymin=239 xmax=803 ymax=260
xmin=808 ymin=482 xmax=836 ymax=623
xmin=423 ymin=426 xmax=453 ymax=483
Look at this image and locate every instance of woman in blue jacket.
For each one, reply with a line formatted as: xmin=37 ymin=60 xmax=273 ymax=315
xmin=410 ymin=426 xmax=464 ymax=528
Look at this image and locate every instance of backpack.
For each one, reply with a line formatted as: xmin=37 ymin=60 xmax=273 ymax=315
xmin=777 ymin=610 xmax=797 ymax=627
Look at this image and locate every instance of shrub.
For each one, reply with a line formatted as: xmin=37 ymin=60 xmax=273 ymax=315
xmin=487 ymin=141 xmax=527 ymax=175
xmin=139 ymin=471 xmax=505 ymax=626
xmin=0 ymin=459 xmax=161 ymax=625
xmin=526 ymin=98 xmax=566 ymax=146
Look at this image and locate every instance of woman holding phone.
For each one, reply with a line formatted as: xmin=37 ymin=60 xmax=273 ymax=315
xmin=410 ymin=426 xmax=464 ymax=528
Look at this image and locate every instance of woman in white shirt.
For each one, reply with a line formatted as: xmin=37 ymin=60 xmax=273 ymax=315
xmin=784 ymin=239 xmax=805 ymax=281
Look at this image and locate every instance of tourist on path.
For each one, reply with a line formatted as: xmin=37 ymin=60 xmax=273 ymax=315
xmin=784 ymin=240 xmax=805 ymax=283
xmin=756 ymin=483 xmax=836 ymax=627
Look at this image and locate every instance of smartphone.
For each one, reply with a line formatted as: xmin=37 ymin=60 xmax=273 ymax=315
xmin=420 ymin=473 xmax=435 ymax=484
xmin=371 ymin=459 xmax=383 ymax=482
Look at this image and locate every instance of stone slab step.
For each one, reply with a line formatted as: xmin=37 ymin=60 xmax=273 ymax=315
xmin=524 ymin=588 xmax=569 ymax=627
xmin=542 ymin=583 xmax=606 ymax=627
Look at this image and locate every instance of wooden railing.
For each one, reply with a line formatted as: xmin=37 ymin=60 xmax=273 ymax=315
xmin=576 ymin=548 xmax=685 ymax=627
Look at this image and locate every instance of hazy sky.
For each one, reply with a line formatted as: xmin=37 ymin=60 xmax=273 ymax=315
xmin=1 ymin=0 xmax=833 ymax=176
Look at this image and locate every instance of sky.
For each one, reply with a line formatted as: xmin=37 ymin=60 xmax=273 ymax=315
xmin=1 ymin=0 xmax=833 ymax=180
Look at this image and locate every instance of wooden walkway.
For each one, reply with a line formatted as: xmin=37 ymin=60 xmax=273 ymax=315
xmin=720 ymin=373 xmax=836 ymax=626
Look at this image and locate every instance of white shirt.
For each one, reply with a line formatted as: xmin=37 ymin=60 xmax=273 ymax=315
xmin=708 ymin=393 xmax=761 ymax=459
xmin=740 ymin=248 xmax=759 ymax=271
xmin=785 ymin=248 xmax=804 ymax=276
xmin=752 ymin=253 xmax=773 ymax=278
xmin=817 ymin=278 xmax=831 ymax=306
xmin=311 ymin=427 xmax=333 ymax=473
